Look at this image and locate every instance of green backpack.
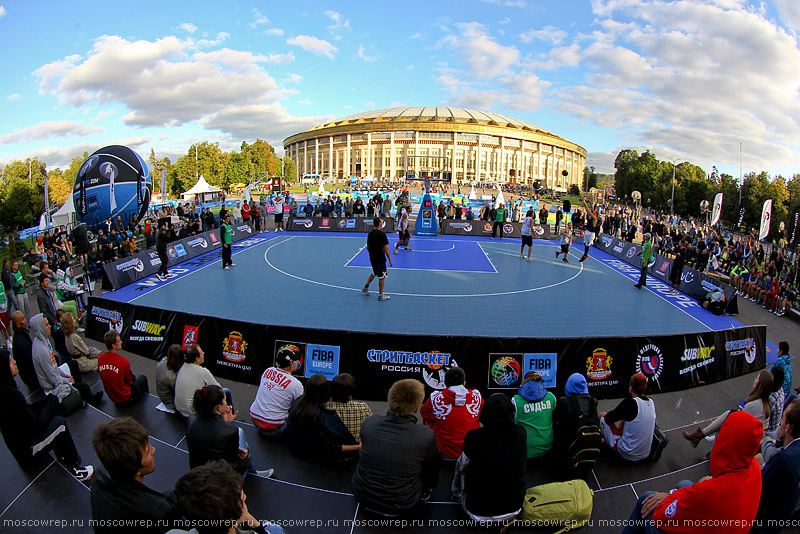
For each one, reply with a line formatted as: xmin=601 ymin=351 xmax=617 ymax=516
xmin=502 ymin=479 xmax=593 ymax=534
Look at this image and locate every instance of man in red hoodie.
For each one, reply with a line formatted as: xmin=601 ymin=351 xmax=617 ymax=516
xmin=420 ymin=368 xmax=483 ymax=459
xmin=622 ymin=410 xmax=763 ymax=533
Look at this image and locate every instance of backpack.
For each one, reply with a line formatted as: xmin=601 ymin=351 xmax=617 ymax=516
xmin=502 ymin=479 xmax=593 ymax=534
xmin=565 ymin=396 xmax=601 ymax=478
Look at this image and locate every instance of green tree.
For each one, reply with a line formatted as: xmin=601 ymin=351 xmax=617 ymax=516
xmin=46 ymin=168 xmax=72 ymax=206
xmin=584 ymin=165 xmax=598 ymax=191
xmin=62 ymin=153 xmax=89 ymax=188
xmin=283 ymin=157 xmax=297 ymax=183
xmin=149 ymin=149 xmax=173 ymax=195
xmin=223 ymin=151 xmax=249 ymax=189
xmin=0 ymin=159 xmax=46 ymax=229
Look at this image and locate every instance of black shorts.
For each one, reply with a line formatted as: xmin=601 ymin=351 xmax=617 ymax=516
xmin=398 ymin=229 xmax=409 ymax=240
xmin=274 ymin=213 xmax=283 ymax=223
xmin=521 ymin=235 xmax=533 ymax=247
xmin=370 ymin=263 xmax=388 ymax=279
xmin=561 ymin=244 xmax=570 ymax=253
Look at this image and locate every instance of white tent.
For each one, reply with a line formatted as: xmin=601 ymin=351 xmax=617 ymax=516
xmin=39 ymin=196 xmax=76 ymax=230
xmin=468 ymin=185 xmax=477 ymax=200
xmin=181 ymin=175 xmax=222 ymax=199
xmin=317 ymin=179 xmax=326 ymax=196
xmin=494 ymin=189 xmax=506 ymax=209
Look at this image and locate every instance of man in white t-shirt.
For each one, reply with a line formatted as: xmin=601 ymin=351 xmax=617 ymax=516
xmin=249 ymin=346 xmax=303 ymax=437
xmin=520 ymin=208 xmax=535 ymax=262
xmin=273 ymin=195 xmax=285 ymax=232
xmin=174 ymin=345 xmax=232 ymax=418
xmin=393 ymin=205 xmax=413 ymax=255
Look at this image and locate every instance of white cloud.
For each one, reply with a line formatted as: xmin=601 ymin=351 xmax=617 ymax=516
xmin=0 ymin=136 xmax=150 ymax=169
xmin=249 ymin=9 xmax=269 ymax=28
xmin=0 ymin=121 xmax=104 ymax=144
xmin=0 ymin=6 xmax=5 ymax=18
xmin=776 ymin=0 xmax=800 ymax=31
xmin=191 ymin=32 xmax=229 ymax=49
xmin=325 ymin=10 xmax=350 ymax=38
xmin=356 ymin=44 xmax=379 ymax=62
xmin=285 ymin=73 xmax=303 ymax=84
xmin=287 ymin=35 xmax=337 ymax=59
xmin=480 ymin=0 xmax=528 ymax=7
xmin=519 ymin=26 xmax=568 ymax=45
xmin=93 ymin=109 xmax=115 ymax=121
xmin=444 ymin=22 xmax=520 ymax=80
xmin=33 ymin=35 xmax=284 ymax=129
xmin=406 ymin=64 xmax=414 ymax=71
xmin=561 ymin=0 xmax=800 ymax=170
xmin=409 ymin=33 xmax=422 ymax=40
xmin=178 ymin=23 xmax=197 ymax=34
xmin=158 ymin=134 xmax=168 ymax=140
xmin=200 ymin=103 xmax=334 ymax=146
xmin=193 ymin=49 xmax=294 ymax=65
xmin=298 ymin=99 xmax=311 ymax=104
xmin=264 ymin=28 xmax=284 ymax=36
xmin=7 ymin=93 xmax=21 ymax=101
xmin=363 ymin=101 xmax=375 ymax=108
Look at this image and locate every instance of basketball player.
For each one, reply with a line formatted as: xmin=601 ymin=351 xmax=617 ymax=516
xmin=394 ymin=205 xmax=413 ymax=255
xmin=363 ymin=218 xmax=393 ymax=301
xmin=555 ymin=224 xmax=572 ymax=263
xmin=579 ymin=200 xmax=598 ymax=263
xmin=520 ymin=208 xmax=535 ymax=262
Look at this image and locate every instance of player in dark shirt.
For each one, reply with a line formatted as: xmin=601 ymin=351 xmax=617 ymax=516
xmin=362 ymin=217 xmax=393 ymax=302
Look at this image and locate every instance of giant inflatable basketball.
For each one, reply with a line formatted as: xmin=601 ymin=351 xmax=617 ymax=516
xmin=72 ymin=145 xmax=152 ymax=229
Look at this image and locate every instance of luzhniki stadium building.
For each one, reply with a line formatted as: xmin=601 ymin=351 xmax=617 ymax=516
xmin=283 ymin=107 xmax=586 ymax=191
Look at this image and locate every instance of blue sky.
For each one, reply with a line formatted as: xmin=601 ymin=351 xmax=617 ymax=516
xmin=1 ymin=0 xmax=799 ymax=177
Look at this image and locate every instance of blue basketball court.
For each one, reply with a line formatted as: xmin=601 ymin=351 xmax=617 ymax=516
xmin=101 ymin=231 xmax=739 ymax=338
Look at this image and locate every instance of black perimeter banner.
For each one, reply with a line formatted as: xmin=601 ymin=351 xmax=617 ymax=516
xmin=87 ymin=295 xmax=765 ymax=401
xmin=286 ymin=215 xmax=395 ymax=233
xmin=441 ymin=219 xmax=554 ymax=240
xmin=102 ymin=225 xmax=256 ymax=290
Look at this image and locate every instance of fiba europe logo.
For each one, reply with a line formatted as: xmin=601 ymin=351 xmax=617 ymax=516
xmin=491 ymin=356 xmax=521 ymax=386
xmin=636 ymin=344 xmax=664 ymax=381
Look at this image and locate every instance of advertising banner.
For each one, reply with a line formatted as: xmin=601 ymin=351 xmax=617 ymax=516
xmin=759 ymin=199 xmax=772 ymax=240
xmin=86 ymin=296 xmax=765 ymax=401
xmin=102 ymin=227 xmax=252 ymax=290
xmin=788 ymin=206 xmax=800 ymax=247
xmin=679 ymin=266 xmax=739 ymax=315
xmin=286 ymin=216 xmax=395 ymax=233
xmin=441 ymin=220 xmax=554 ymax=240
xmin=737 ymin=196 xmax=747 ymax=229
xmin=710 ymin=192 xmax=724 ymax=226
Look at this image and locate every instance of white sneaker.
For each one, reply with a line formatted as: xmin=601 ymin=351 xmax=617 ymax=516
xmin=405 ymin=247 xmax=412 ymax=251
xmin=69 ymin=465 xmax=94 ymax=482
xmin=520 ymin=254 xmax=525 ymax=258
xmin=393 ymin=250 xmax=399 ymax=255
xmin=230 ymin=263 xmax=236 ymax=267
xmin=361 ymin=287 xmax=370 ymax=296
xmin=254 ymin=468 xmax=274 ymax=478
xmin=224 ymin=266 xmax=230 ymax=270
xmin=527 ymin=258 xmax=533 ymax=262
xmin=378 ymin=294 xmax=391 ymax=301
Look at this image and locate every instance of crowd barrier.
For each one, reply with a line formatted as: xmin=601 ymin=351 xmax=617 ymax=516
xmin=441 ymin=219 xmax=555 ymax=240
xmin=87 ymin=295 xmax=765 ymax=401
xmin=286 ymin=216 xmax=396 ymax=233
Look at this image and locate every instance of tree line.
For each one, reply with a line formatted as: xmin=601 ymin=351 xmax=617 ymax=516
xmin=611 ymin=149 xmax=800 ymax=241
xmin=0 ymin=139 xmax=297 ymax=231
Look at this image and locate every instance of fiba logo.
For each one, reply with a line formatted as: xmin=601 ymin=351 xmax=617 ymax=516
xmin=636 ymin=344 xmax=664 ymax=381
xmin=627 ymin=247 xmax=638 ymax=258
xmin=301 ymin=219 xmax=313 ymax=228
xmin=491 ymin=356 xmax=521 ymax=387
xmin=533 ymin=226 xmax=544 ymax=236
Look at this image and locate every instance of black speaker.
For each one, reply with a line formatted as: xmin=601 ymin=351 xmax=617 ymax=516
xmin=73 ymin=223 xmax=90 ymax=255
xmin=563 ymin=200 xmax=572 ymax=213
xmin=562 ymin=170 xmax=569 ymax=177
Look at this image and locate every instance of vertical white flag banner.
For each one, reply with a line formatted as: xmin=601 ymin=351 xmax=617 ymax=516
xmin=759 ymin=199 xmax=772 ymax=240
xmin=710 ymin=192 xmax=723 ymax=226
xmin=43 ymin=172 xmax=51 ymax=228
xmin=160 ymin=169 xmax=167 ymax=199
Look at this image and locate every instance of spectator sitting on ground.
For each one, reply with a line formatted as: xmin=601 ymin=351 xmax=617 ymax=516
xmin=186 ymin=385 xmax=274 ymax=479
xmin=91 ymin=417 xmax=178 ymax=533
xmin=767 ymin=366 xmax=785 ymax=436
xmin=420 ymin=367 xmax=483 ymax=460
xmin=11 ymin=311 xmax=38 ymax=388
xmin=351 ymin=379 xmax=441 ymax=516
xmin=513 ymin=371 xmax=556 ymax=459
xmin=98 ymin=329 xmax=149 ymax=407
xmin=451 ymin=393 xmax=527 ymax=523
xmin=754 ymin=398 xmax=800 ymax=533
xmin=156 ymin=344 xmax=184 ymax=413
xmin=600 ymin=373 xmax=656 ymax=462
xmin=552 ymin=373 xmax=601 ymax=479
xmin=61 ymin=312 xmax=99 ymax=373
xmin=324 ymin=373 xmax=372 ymax=443
xmin=169 ymin=461 xmax=286 ymax=534
xmin=621 ymin=411 xmax=763 ymax=534
xmin=0 ymin=349 xmax=94 ymax=482
xmin=684 ymin=369 xmax=772 ymax=461
xmin=30 ymin=313 xmax=102 ymax=411
xmin=175 ymin=344 xmax=231 ymax=418
xmin=249 ymin=346 xmax=303 ymax=437
xmin=286 ymin=374 xmax=361 ymax=462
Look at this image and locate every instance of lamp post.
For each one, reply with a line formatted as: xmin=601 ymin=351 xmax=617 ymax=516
xmin=667 ymin=156 xmax=681 ymax=215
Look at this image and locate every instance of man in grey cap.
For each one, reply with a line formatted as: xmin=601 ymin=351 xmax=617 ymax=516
xmin=634 ymin=232 xmax=653 ymax=289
